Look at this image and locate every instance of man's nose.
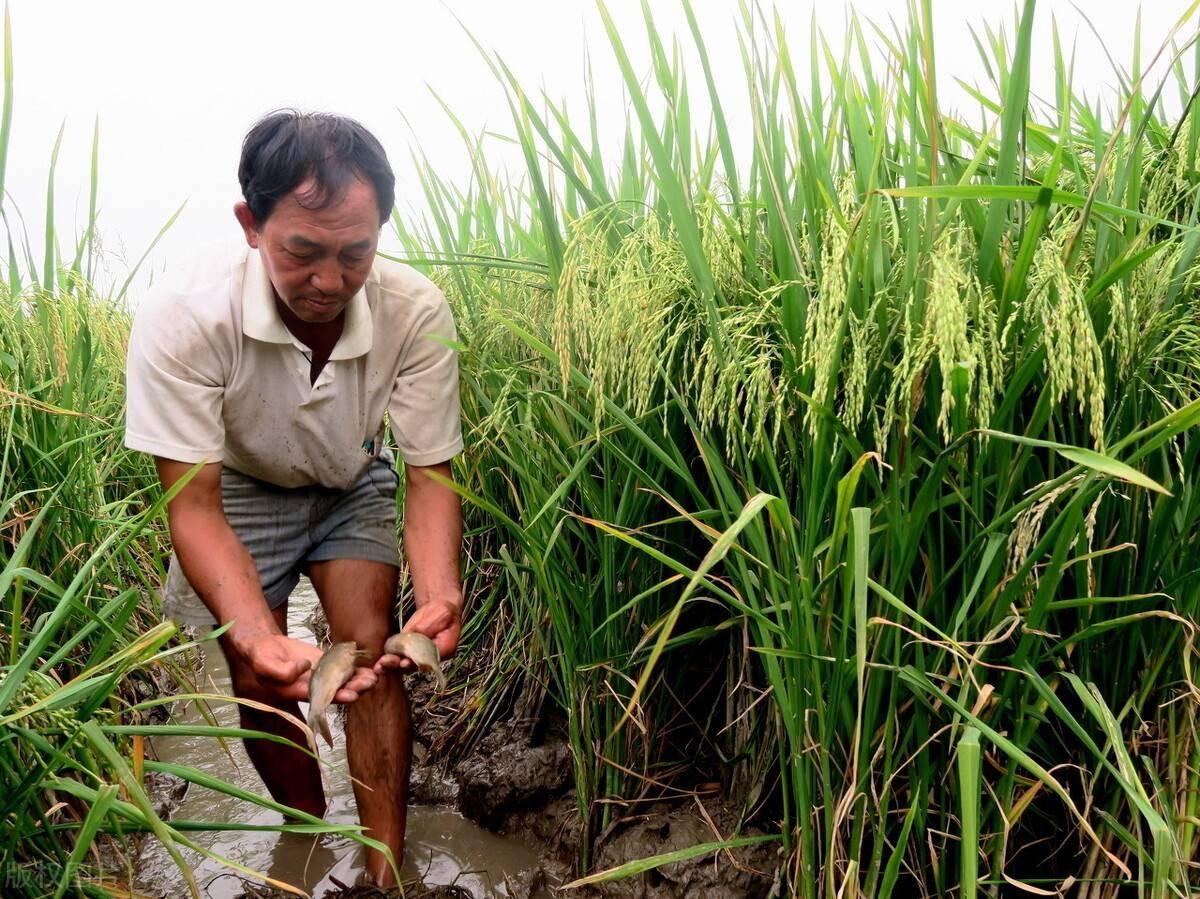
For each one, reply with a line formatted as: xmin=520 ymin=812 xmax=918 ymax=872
xmin=310 ymin=261 xmax=343 ymax=295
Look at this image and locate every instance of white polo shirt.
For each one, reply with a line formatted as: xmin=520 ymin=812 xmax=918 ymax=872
xmin=124 ymin=241 xmax=463 ymax=489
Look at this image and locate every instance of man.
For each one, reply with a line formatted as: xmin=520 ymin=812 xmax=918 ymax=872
xmin=124 ymin=110 xmax=464 ymax=888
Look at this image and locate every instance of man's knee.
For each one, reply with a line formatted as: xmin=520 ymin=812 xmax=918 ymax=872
xmin=332 ymin=619 xmax=391 ymax=660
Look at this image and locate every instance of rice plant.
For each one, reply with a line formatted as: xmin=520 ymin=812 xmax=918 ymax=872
xmin=396 ymin=0 xmax=1200 ymax=894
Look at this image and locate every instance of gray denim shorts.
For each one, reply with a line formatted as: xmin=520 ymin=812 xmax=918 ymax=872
xmin=161 ymin=452 xmax=401 ymax=627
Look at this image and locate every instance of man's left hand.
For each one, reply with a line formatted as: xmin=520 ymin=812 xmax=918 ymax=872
xmin=375 ymin=596 xmax=461 ymax=674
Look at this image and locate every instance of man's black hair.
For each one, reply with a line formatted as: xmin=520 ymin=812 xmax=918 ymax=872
xmin=238 ymin=110 xmax=395 ymax=227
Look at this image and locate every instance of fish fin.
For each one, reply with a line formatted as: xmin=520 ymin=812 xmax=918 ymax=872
xmin=419 ymin=661 xmax=448 ymax=691
xmin=318 ymin=713 xmax=334 ymax=749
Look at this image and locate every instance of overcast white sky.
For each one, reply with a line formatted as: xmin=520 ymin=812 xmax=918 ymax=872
xmin=4 ymin=1 xmax=1196 ymax=300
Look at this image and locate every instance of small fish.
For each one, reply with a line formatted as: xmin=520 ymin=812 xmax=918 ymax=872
xmin=306 ymin=641 xmax=368 ymax=751
xmin=383 ymin=632 xmax=447 ymax=690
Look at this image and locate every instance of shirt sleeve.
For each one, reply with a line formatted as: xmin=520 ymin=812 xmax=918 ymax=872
xmin=124 ymin=291 xmax=226 ymax=464
xmin=388 ymin=291 xmax=463 ymax=467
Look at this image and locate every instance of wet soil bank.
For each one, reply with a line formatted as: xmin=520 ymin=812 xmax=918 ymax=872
xmin=309 ymin=590 xmax=780 ymax=898
xmin=402 ymin=675 xmax=780 ymax=899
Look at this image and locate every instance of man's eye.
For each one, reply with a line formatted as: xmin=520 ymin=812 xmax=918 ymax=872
xmin=288 ymin=249 xmax=314 ymax=260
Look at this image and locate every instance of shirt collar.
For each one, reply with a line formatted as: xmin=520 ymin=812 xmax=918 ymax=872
xmin=241 ymin=247 xmax=374 ymax=359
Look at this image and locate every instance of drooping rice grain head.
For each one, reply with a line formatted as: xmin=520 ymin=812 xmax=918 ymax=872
xmin=972 ymin=279 xmax=1003 ymax=431
xmin=1143 ymin=120 xmax=1195 ymax=225
xmin=876 ymin=222 xmax=1001 ymax=447
xmin=841 ymin=307 xmax=875 ymax=436
xmin=1027 ymin=215 xmax=1106 ymax=446
xmin=1083 ymin=487 xmax=1107 ymax=598
xmin=1007 ymin=474 xmax=1084 ymax=597
xmin=801 ymin=179 xmax=854 ymax=439
xmin=550 ymin=196 xmax=790 ymax=455
xmin=555 ymin=206 xmax=681 ymax=426
xmin=1107 ymin=282 xmax=1138 ymax=379
xmin=926 ymin=229 xmax=974 ymax=440
xmin=876 ymin=284 xmax=926 ymax=453
xmin=699 ymin=292 xmax=787 ymax=455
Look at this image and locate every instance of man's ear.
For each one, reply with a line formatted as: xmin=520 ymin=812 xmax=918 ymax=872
xmin=233 ymin=202 xmax=260 ymax=248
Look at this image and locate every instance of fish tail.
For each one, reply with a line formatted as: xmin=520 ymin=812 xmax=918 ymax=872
xmin=304 ymin=713 xmax=321 ymax=755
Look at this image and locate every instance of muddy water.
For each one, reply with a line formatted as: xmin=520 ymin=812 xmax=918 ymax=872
xmin=136 ymin=579 xmax=544 ymax=898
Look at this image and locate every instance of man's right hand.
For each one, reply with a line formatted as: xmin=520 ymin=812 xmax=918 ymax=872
xmin=233 ymin=632 xmax=378 ymax=703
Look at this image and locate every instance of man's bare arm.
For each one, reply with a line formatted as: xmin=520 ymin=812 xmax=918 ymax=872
xmin=375 ymin=460 xmax=463 ymax=672
xmin=157 ymin=459 xmax=278 ymax=641
xmin=156 ymin=458 xmax=376 ymax=702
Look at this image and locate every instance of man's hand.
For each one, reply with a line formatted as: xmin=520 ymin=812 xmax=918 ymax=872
xmin=236 ymin=632 xmax=378 ymax=703
xmin=374 ymin=597 xmax=461 ymax=674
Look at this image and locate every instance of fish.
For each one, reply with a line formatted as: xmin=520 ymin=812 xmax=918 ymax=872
xmin=382 ymin=631 xmax=447 ymax=690
xmin=306 ymin=641 xmax=368 ymax=751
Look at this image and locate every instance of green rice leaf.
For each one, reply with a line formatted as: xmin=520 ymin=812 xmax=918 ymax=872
xmin=562 ymin=834 xmax=780 ymax=887
xmin=978 ymin=429 xmax=1170 ymax=495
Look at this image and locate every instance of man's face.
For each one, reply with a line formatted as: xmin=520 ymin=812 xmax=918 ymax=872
xmin=235 ymin=177 xmax=380 ymax=325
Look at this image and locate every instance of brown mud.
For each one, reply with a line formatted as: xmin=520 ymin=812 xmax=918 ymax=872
xmin=402 ymin=649 xmax=778 ymax=899
xmin=236 ymin=884 xmax=476 ymax=899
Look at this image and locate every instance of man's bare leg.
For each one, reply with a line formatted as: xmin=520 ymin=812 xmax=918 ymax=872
xmin=308 ymin=558 xmax=408 ymax=887
xmin=218 ymin=600 xmax=326 ymax=818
